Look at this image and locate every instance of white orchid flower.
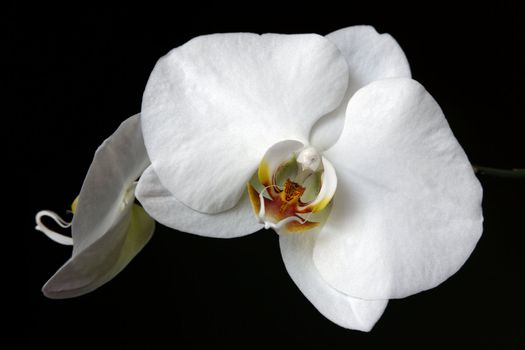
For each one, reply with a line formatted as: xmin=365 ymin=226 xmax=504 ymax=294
xmin=36 ymin=115 xmax=155 ymax=298
xmin=135 ymin=25 xmax=483 ymax=331
xmin=35 ymin=25 xmax=483 ymax=332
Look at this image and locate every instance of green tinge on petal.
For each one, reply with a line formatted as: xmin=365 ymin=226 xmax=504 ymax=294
xmin=301 ymin=171 xmax=322 ymax=203
xmin=274 ymin=155 xmax=298 ymax=188
xmin=112 ymin=204 xmax=155 ymax=272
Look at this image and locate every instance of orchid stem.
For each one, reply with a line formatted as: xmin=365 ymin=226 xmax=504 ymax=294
xmin=473 ymin=166 xmax=525 ymax=179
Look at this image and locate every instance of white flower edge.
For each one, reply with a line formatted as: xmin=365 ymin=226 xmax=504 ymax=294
xmin=42 ymin=114 xmax=155 ymax=299
xmin=314 ymin=78 xmax=483 ymax=300
xmin=280 ymin=230 xmax=387 ymax=332
xmin=136 ymin=165 xmax=262 ymax=238
xmin=310 ymin=25 xmax=412 ymax=150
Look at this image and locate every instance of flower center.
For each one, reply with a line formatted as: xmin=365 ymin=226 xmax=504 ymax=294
xmin=282 ymin=178 xmax=305 ymax=205
xmin=247 ymin=142 xmax=337 ymax=234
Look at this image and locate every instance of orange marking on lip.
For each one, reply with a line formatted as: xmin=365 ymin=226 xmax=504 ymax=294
xmin=249 ymin=177 xmax=318 ymax=233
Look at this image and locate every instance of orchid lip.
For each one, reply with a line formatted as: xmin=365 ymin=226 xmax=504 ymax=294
xmin=248 ymin=142 xmax=337 ymax=234
xmin=257 ymin=184 xmax=314 ymax=233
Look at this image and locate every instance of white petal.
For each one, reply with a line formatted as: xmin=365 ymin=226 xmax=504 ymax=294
xmin=280 ymin=230 xmax=387 ymax=331
xmin=141 ymin=33 xmax=349 ymax=214
xmin=314 ymin=78 xmax=483 ymax=300
xmin=43 ymin=114 xmax=155 ymax=298
xmin=310 ymin=26 xmax=411 ymax=150
xmin=136 ymin=165 xmax=262 ymax=238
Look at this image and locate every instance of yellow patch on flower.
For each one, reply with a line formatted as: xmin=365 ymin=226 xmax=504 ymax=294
xmin=71 ymin=196 xmax=79 ymax=214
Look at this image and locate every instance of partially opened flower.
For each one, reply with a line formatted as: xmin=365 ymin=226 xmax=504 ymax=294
xmin=135 ymin=26 xmax=483 ymax=331
xmin=36 ymin=115 xmax=155 ymax=298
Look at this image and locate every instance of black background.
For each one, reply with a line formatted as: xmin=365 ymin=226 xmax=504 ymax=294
xmin=11 ymin=3 xmax=524 ymax=349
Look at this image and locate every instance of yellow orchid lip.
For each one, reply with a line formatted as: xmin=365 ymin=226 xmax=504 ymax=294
xmin=248 ymin=144 xmax=337 ymax=234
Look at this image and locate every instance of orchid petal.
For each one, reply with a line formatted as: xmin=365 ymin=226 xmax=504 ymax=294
xmin=43 ymin=115 xmax=155 ymax=298
xmin=314 ymin=78 xmax=483 ymax=300
xmin=258 ymin=140 xmax=304 ymax=189
xmin=310 ymin=25 xmax=411 ymax=150
xmin=141 ymin=33 xmax=349 ymax=214
xmin=136 ymin=165 xmax=262 ymax=238
xmin=297 ymin=156 xmax=337 ymax=213
xmin=280 ymin=230 xmax=387 ymax=331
